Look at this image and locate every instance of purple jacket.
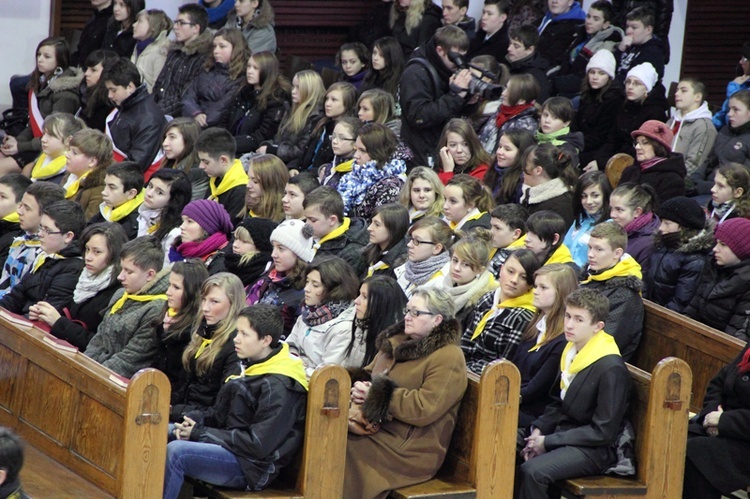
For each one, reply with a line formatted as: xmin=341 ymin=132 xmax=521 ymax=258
xmin=626 ymin=214 xmax=660 ymax=277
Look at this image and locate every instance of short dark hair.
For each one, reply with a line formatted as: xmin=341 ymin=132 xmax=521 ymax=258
xmin=120 ymin=236 xmax=164 ymax=272
xmin=626 ymin=6 xmax=655 ymax=28
xmin=0 ymin=173 xmax=32 ymax=203
xmin=41 ymin=200 xmax=85 ymax=239
xmin=195 ymin=127 xmax=236 ymax=160
xmin=491 ymin=204 xmax=529 ymax=234
xmin=25 ymin=182 xmax=65 ymax=212
xmin=565 ymin=288 xmax=610 ymax=324
xmin=106 ymin=162 xmax=143 ymax=194
xmin=288 ymin=171 xmax=320 ymax=196
xmin=509 ymin=24 xmax=539 ymax=49
xmin=303 ymin=186 xmax=345 ymax=222
xmin=542 ymin=96 xmax=575 ymax=124
xmin=304 ymin=256 xmax=359 ymax=302
xmin=102 ymin=58 xmax=141 ymax=88
xmin=680 ymin=77 xmax=708 ymax=103
xmin=589 ymin=0 xmax=614 ymax=22
xmin=239 ymin=304 xmax=284 ymax=346
xmin=179 ymin=3 xmax=209 ymax=33
xmin=0 ymin=427 xmax=24 ymax=484
xmin=485 ymin=0 xmax=510 ymax=16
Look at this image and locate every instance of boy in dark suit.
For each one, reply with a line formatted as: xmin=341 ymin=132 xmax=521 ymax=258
xmin=516 ymin=288 xmax=631 ymax=498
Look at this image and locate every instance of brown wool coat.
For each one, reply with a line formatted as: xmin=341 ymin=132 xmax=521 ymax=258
xmin=344 ymin=318 xmax=468 ymax=499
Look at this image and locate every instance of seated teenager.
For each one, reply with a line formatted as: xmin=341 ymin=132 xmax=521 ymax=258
xmin=244 ymin=154 xmax=287 ymax=222
xmin=579 ymin=221 xmax=643 ymax=360
xmin=153 ymin=260 xmax=209 ymax=389
xmin=169 ymin=200 xmax=232 ymax=275
xmin=287 ymin=256 xmax=358 ymax=377
xmin=0 ymin=174 xmax=32 ymax=266
xmin=344 ymin=287 xmax=467 ymax=498
xmin=512 ymin=263 xmax=578 ymax=427
xmin=564 ymin=171 xmax=612 ymax=268
xmin=348 ymin=275 xmax=408 ymax=369
xmin=468 ymin=0 xmax=511 ymax=59
xmin=516 ymin=288 xmax=631 ymax=498
xmin=357 ymin=89 xmax=402 ymax=138
xmin=506 ymin=24 xmax=550 ymax=103
xmin=160 ymin=118 xmax=209 ymax=201
xmin=170 ymin=272 xmax=245 ymax=420
xmin=78 ymin=49 xmax=119 ymax=132
xmin=524 ymin=210 xmax=576 ymax=268
xmin=712 ymin=42 xmax=750 ymax=130
xmin=536 ymin=0 xmax=586 ymax=69
xmin=246 ymin=219 xmax=314 ymax=336
xmin=398 ymin=167 xmax=445 ymax=225
xmin=225 ymin=217 xmax=277 ymax=287
xmin=684 ymin=218 xmax=750 ymax=340
xmin=0 ymin=182 xmax=65 ymax=298
xmin=437 ymin=118 xmax=494 ymax=184
xmin=196 ymin=127 xmax=249 ymax=228
xmin=707 ymin=163 xmax=750 ymax=224
xmin=336 ymin=42 xmax=368 ymax=91
xmin=23 ymin=113 xmax=85 ymax=183
xmin=228 ymin=0 xmax=277 ymax=53
xmin=303 ymin=187 xmax=367 ymax=278
xmin=441 ymin=0 xmax=476 ymax=40
xmin=0 ymin=201 xmax=85 ymax=315
xmin=521 ymin=144 xmax=577 ymax=230
xmin=63 ymin=129 xmax=112 ymax=221
xmin=462 ymin=248 xmax=540 ymax=374
xmin=614 ymin=7 xmax=666 ymax=87
xmin=84 ymin=236 xmax=170 ymax=377
xmin=30 ymin=223 xmax=127 ymax=351
xmin=644 ymin=197 xmax=713 ymax=313
xmin=363 ymin=203 xmax=409 ymax=279
xmin=318 ymin=117 xmax=360 ymax=190
xmin=667 ymin=78 xmax=717 ymax=176
xmin=200 ymin=0 xmax=234 ymax=30
xmin=282 ymin=172 xmax=319 ymax=221
xmin=164 ymin=304 xmax=307 ymax=499
xmin=89 ymin=161 xmax=144 ymax=239
xmin=488 ymin=203 xmax=528 ymax=277
xmin=394 ymin=216 xmax=453 ymax=295
xmin=130 ymin=9 xmax=172 ymax=93
xmin=478 ymin=74 xmax=539 ymax=156
xmin=535 ymin=97 xmax=584 ymax=168
xmin=102 ymin=0 xmax=142 ymax=57
xmin=486 ymin=129 xmax=536 ymax=204
xmin=608 ymin=182 xmax=659 ymax=274
xmin=359 ymin=36 xmax=404 ymax=102
xmin=102 ymin=58 xmax=166 ymax=177
xmin=443 ymin=174 xmax=494 ymax=231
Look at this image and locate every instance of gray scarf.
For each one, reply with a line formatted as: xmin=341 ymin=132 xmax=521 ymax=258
xmin=404 ymin=252 xmax=450 ymax=286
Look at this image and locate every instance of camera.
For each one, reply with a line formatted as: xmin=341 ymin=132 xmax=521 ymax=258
xmin=448 ymin=52 xmax=504 ymax=101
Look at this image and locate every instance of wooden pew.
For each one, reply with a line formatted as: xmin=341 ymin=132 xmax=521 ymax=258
xmin=633 ymin=300 xmax=745 ymax=412
xmin=388 ymin=360 xmax=521 ymax=499
xmin=0 ymin=316 xmax=170 ymax=499
xmin=189 ymin=364 xmax=350 ymax=499
xmin=562 ymin=357 xmax=692 ymax=499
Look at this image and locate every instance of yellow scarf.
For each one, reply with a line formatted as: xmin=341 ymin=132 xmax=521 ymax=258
xmin=101 ymin=190 xmax=145 ymax=223
xmin=64 ymin=170 xmax=92 ymax=199
xmin=209 ymin=159 xmax=248 ymax=200
xmin=195 ymin=338 xmax=212 ymax=359
xmin=471 ymin=288 xmax=536 ymax=340
xmin=448 ymin=209 xmax=485 ymax=230
xmin=167 ymin=307 xmax=178 ymax=317
xmin=3 ymin=212 xmax=19 ymax=223
xmin=546 ymin=244 xmax=573 ymax=265
xmin=333 ymin=158 xmax=354 ymax=174
xmin=109 ymin=291 xmax=167 ymax=315
xmin=314 ymin=217 xmax=351 ymax=251
xmin=507 ymin=235 xmax=526 ymax=249
xmin=32 ymin=252 xmax=65 ymax=273
xmin=225 ymin=342 xmax=309 ymax=390
xmin=560 ymin=330 xmax=620 ymax=393
xmin=367 ymin=260 xmax=390 ymax=277
xmin=31 ymin=153 xmax=67 ymax=181
xmin=581 ymin=254 xmax=642 ymax=284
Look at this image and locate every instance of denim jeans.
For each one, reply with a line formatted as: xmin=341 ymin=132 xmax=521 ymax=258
xmin=163 ymin=440 xmax=248 ymax=499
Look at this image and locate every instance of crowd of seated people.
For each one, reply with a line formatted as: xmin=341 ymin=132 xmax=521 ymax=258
xmin=3 ymin=0 xmax=750 ymax=497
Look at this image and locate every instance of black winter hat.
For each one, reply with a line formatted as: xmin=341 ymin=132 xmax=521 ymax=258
xmin=655 ymin=196 xmax=705 ymax=230
xmin=238 ymin=217 xmax=279 ymax=253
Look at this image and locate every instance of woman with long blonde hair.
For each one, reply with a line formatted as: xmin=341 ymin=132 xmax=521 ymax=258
xmin=170 ymin=272 xmax=246 ymax=421
xmin=399 ymin=166 xmax=445 ymax=223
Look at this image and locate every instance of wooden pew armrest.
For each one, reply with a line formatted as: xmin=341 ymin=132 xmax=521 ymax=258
xmin=562 ymin=476 xmax=647 ymax=496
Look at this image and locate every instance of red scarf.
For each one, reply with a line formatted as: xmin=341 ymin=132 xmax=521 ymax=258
xmin=496 ymin=103 xmax=534 ymax=129
xmin=176 ymin=232 xmax=228 ymax=259
xmin=738 ymin=348 xmax=750 ymax=374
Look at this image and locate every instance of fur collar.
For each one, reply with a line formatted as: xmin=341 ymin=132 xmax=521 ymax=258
xmin=175 ymin=29 xmax=213 ymax=56
xmin=41 ymin=67 xmax=83 ymax=95
xmin=588 ymin=274 xmax=642 ymax=292
xmin=654 ymin=224 xmax=715 ymax=254
xmin=376 ymin=318 xmax=462 ymax=362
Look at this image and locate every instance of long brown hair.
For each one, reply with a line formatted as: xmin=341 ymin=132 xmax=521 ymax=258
xmin=521 ymin=264 xmax=578 ymax=347
xmin=162 ymin=260 xmax=209 ymax=340
xmin=437 ymin=118 xmax=493 ymax=178
xmin=245 ymin=154 xmax=288 ymax=222
xmin=248 ymin=51 xmax=291 ymax=111
xmin=203 ymin=27 xmax=250 ymax=80
xmin=29 ymin=37 xmax=70 ymax=94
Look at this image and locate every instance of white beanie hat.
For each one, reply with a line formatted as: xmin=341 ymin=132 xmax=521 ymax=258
xmin=270 ymin=219 xmax=315 ymax=263
xmin=626 ymin=62 xmax=658 ymax=93
xmin=586 ymin=50 xmax=616 ymax=80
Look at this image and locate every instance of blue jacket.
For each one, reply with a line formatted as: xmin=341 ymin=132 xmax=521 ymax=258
xmin=713 ymin=79 xmax=750 ymax=129
xmin=564 ymin=213 xmax=599 ymax=268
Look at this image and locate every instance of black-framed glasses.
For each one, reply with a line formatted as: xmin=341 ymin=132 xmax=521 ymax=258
xmin=330 ymin=134 xmax=355 ymax=142
xmin=173 ymin=19 xmax=197 ymax=27
xmin=405 ymin=235 xmax=436 ymax=246
xmin=38 ymin=226 xmax=63 ymax=236
xmin=403 ymin=307 xmax=435 ymax=318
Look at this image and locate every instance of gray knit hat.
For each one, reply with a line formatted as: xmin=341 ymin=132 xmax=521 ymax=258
xmin=270 ymin=219 xmax=315 ymax=263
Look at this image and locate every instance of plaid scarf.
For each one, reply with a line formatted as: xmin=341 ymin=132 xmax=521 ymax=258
xmin=301 ymin=300 xmax=351 ymax=327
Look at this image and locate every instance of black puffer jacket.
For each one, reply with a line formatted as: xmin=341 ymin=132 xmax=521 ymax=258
xmin=391 ymin=3 xmax=442 ymax=59
xmin=619 ymin=152 xmax=686 ymax=203
xmin=684 ymin=259 xmax=750 ymax=341
xmin=107 ymin=84 xmax=167 ymax=173
xmin=227 ymin=85 xmax=290 ymax=155
xmin=315 ymin=217 xmax=369 ymax=278
xmin=507 ymin=51 xmax=551 ymax=102
xmin=49 ymin=280 xmax=122 ymax=351
xmin=574 ymin=83 xmax=626 ymax=168
xmin=263 ymin=106 xmax=324 ymax=171
xmin=690 ymin=121 xmax=750 ymax=196
xmin=0 ymin=243 xmax=83 ymax=315
xmin=182 ymin=63 xmax=243 ymax=128
xmin=643 ymin=228 xmax=714 ymax=313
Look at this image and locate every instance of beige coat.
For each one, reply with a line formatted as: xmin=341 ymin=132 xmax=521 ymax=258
xmin=344 ymin=319 xmax=468 ymax=499
xmin=131 ymin=31 xmax=170 ymax=93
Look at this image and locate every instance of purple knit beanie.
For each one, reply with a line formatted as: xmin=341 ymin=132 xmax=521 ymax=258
xmin=182 ymin=200 xmax=233 ymax=235
xmin=714 ymin=218 xmax=750 ymax=260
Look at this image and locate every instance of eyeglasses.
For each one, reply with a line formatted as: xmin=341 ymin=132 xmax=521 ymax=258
xmin=405 ymin=235 xmax=436 ymax=246
xmin=38 ymin=226 xmax=63 ymax=236
xmin=330 ymin=134 xmax=355 ymax=142
xmin=173 ymin=20 xmax=197 ymax=27
xmin=632 ymin=140 xmax=651 ymax=148
xmin=403 ymin=307 xmax=435 ymax=318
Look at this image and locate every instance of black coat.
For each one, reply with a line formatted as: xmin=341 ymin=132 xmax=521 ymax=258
xmin=619 ymin=152 xmax=686 ymax=203
xmin=690 ymin=121 xmax=750 ymax=195
xmin=227 ymin=86 xmax=289 ymax=155
xmin=537 ymin=18 xmax=583 ymax=69
xmin=107 ymin=84 xmax=167 ymax=173
xmin=468 ymin=24 xmax=510 ymax=60
xmin=0 ymin=220 xmax=22 ymax=270
xmin=264 ymin=106 xmax=324 ymax=171
xmin=224 ymin=251 xmax=272 ymax=286
xmin=88 ymin=208 xmax=140 ymax=240
xmin=643 ymin=229 xmax=714 ymax=313
xmin=391 ymin=3 xmax=442 ymax=59
xmin=71 ymin=4 xmax=113 ymax=66
xmin=182 ymin=63 xmax=243 ymax=128
xmin=684 ymin=259 xmax=750 ymax=341
xmin=0 ymin=243 xmax=83 ymax=315
xmin=523 ymin=189 xmax=576 ymax=233
xmin=612 ymin=0 xmax=673 ymax=59
xmin=49 ymin=280 xmax=121 ymax=351
xmin=687 ymin=345 xmax=750 ymax=494
xmin=299 ymin=120 xmax=336 ymax=172
xmin=574 ymin=83 xmax=626 ymax=168
xmin=512 ymin=334 xmax=566 ymax=427
xmin=507 ymin=51 xmax=551 ymax=102
xmin=153 ymin=321 xmax=192 ymax=390
xmin=315 ymin=217 xmax=369 ymax=279
xmin=102 ymin=18 xmax=136 ymax=58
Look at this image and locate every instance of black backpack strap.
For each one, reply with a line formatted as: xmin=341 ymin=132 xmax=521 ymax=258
xmin=406 ymin=57 xmax=442 ymax=95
